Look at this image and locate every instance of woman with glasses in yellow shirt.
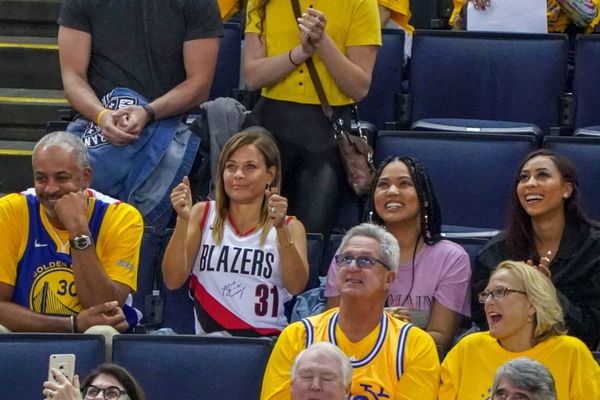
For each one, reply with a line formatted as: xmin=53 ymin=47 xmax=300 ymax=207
xmin=439 ymin=260 xmax=600 ymax=400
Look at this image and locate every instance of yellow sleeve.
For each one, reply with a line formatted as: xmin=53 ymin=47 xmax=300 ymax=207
xmin=377 ymin=0 xmax=409 ymax=14
xmin=450 ymin=0 xmax=466 ymax=26
xmin=0 ymin=194 xmax=28 ymax=286
xmin=397 ymin=327 xmax=440 ymax=400
xmin=217 ymin=0 xmax=239 ymax=20
xmin=95 ymin=202 xmax=143 ymax=292
xmin=570 ymin=340 xmax=600 ymax=399
xmin=377 ymin=0 xmax=414 ymax=33
xmin=590 ymin=0 xmax=600 ymax=32
xmin=260 ymin=322 xmax=306 ymax=400
xmin=346 ymin=0 xmax=382 ymax=47
xmin=438 ymin=345 xmax=460 ymax=400
xmin=245 ymin=0 xmax=260 ymax=34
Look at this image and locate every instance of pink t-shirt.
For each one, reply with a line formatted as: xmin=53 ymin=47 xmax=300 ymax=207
xmin=324 ymin=239 xmax=471 ymax=318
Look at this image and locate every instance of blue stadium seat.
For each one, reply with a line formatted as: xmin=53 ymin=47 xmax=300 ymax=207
xmin=443 ymin=236 xmax=489 ymax=271
xmin=358 ymin=29 xmax=404 ymax=130
xmin=572 ymin=35 xmax=600 ymax=135
xmin=321 ymin=234 xmax=344 ymax=277
xmin=375 ymin=131 xmax=537 ymax=230
xmin=160 ymin=279 xmax=195 ymax=334
xmin=0 ymin=333 xmax=104 ymax=400
xmin=208 ymin=22 xmax=242 ymax=100
xmin=305 ymin=233 xmax=324 ymax=291
xmin=133 ymin=226 xmax=158 ymax=321
xmin=112 ymin=335 xmax=274 ymax=400
xmin=159 ymin=229 xmax=195 ymax=334
xmin=410 ymin=0 xmax=453 ymax=29
xmin=409 ymin=31 xmax=568 ymax=136
xmin=333 ymin=187 xmax=362 ymax=234
xmin=542 ymin=135 xmax=600 ymax=221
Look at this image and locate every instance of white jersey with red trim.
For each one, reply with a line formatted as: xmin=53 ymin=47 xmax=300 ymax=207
xmin=190 ymin=201 xmax=293 ymax=337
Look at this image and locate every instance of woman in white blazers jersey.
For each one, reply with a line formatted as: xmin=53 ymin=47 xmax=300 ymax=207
xmin=162 ymin=127 xmax=309 ymax=337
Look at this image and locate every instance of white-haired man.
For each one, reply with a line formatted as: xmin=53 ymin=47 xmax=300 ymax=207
xmin=261 ymin=223 xmax=440 ymax=400
xmin=291 ymin=342 xmax=352 ymax=400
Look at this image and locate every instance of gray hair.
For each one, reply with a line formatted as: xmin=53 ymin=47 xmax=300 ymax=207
xmin=32 ymin=131 xmax=90 ymax=170
xmin=339 ymin=223 xmax=399 ymax=270
xmin=492 ymin=357 xmax=557 ymax=400
xmin=291 ymin=342 xmax=353 ymax=389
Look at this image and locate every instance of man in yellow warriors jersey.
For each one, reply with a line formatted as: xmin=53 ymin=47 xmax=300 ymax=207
xmin=0 ymin=131 xmax=142 ymax=334
xmin=261 ymin=223 xmax=440 ymax=400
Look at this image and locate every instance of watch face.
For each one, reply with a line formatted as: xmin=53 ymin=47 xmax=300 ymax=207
xmin=71 ymin=235 xmax=92 ymax=250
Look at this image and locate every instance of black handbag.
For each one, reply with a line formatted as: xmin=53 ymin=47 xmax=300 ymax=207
xmin=290 ymin=0 xmax=375 ymax=196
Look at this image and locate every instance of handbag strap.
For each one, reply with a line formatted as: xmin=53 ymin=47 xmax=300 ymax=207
xmin=290 ymin=0 xmax=365 ymax=140
xmin=290 ymin=0 xmax=334 ymax=120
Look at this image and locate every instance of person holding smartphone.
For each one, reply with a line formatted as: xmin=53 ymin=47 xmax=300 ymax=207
xmin=43 ymin=363 xmax=146 ymax=400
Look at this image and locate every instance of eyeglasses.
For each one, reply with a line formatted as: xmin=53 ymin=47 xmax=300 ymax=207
xmin=478 ymin=287 xmax=527 ymax=304
xmin=335 ymin=254 xmax=390 ymax=270
xmin=493 ymin=390 xmax=531 ymax=400
xmin=83 ymin=385 xmax=127 ymax=400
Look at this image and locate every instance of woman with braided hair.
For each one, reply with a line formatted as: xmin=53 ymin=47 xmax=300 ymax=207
xmin=324 ymin=156 xmax=471 ymax=352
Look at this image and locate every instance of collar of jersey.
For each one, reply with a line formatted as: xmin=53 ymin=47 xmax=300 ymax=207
xmin=328 ymin=310 xmax=388 ymax=368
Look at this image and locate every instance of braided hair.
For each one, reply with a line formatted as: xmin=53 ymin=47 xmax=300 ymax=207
xmin=364 ymin=156 xmax=443 ymax=303
xmin=365 ymin=155 xmax=442 ymax=245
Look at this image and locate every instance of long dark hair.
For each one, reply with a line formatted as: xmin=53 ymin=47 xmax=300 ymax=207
xmin=81 ymin=363 xmax=146 ymax=400
xmin=505 ymin=149 xmax=592 ymax=262
xmin=248 ymin=0 xmax=270 ymax=38
xmin=365 ymin=155 xmax=442 ymax=245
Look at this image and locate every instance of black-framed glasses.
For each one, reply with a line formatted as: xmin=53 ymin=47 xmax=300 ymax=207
xmin=493 ymin=390 xmax=531 ymax=400
xmin=83 ymin=385 xmax=127 ymax=400
xmin=478 ymin=287 xmax=527 ymax=304
xmin=335 ymin=254 xmax=390 ymax=270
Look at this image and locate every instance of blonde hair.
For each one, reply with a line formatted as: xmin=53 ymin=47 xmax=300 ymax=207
xmin=213 ymin=127 xmax=281 ymax=246
xmin=492 ymin=261 xmax=567 ymax=342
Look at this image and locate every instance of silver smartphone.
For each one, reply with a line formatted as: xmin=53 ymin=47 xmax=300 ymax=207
xmin=48 ymin=354 xmax=76 ymax=383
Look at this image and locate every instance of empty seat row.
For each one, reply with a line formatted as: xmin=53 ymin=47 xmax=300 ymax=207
xmin=0 ymin=333 xmax=273 ymax=400
xmin=406 ymin=32 xmax=600 ymax=136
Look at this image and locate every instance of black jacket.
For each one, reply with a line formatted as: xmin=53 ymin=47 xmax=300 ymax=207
xmin=472 ymin=220 xmax=600 ymax=349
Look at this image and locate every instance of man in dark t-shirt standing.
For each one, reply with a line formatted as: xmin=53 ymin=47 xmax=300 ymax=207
xmin=57 ymin=0 xmax=223 ymax=225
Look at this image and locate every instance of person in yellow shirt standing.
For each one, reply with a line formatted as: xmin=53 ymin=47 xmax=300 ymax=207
xmin=244 ymin=0 xmax=381 ymax=235
xmin=260 ymin=223 xmax=440 ymax=400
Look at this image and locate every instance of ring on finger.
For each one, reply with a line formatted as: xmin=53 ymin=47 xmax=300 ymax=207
xmin=271 ymin=207 xmax=276 ymax=214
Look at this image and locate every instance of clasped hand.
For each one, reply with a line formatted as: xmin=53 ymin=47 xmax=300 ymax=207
xmin=97 ymin=105 xmax=151 ymax=146
xmin=298 ymin=8 xmax=327 ymax=53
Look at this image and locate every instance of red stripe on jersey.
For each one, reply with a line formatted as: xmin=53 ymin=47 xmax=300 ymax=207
xmin=199 ymin=201 xmax=211 ymax=231
xmin=189 ymin=274 xmax=280 ymax=336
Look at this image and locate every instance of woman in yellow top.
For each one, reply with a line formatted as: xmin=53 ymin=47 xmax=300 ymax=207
xmin=244 ymin=0 xmax=381 ymax=234
xmin=451 ymin=0 xmax=599 ymax=34
xmin=439 ymin=260 xmax=600 ymax=399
